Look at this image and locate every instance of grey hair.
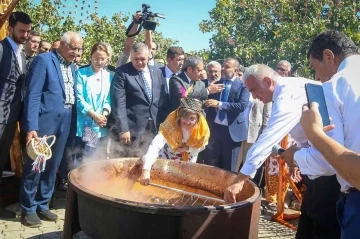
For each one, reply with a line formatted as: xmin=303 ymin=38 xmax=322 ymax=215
xmin=61 ymin=31 xmax=82 ymax=44
xmin=206 ymin=61 xmax=221 ymax=70
xmin=183 ymin=55 xmax=203 ymax=72
xmin=277 ymin=60 xmax=292 ymax=71
xmin=101 ymin=42 xmax=113 ymax=57
xmin=243 ymin=64 xmax=279 ymax=84
xmin=131 ymin=42 xmax=149 ymax=54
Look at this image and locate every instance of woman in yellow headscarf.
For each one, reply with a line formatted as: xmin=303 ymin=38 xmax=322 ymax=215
xmin=139 ymin=97 xmax=210 ymax=185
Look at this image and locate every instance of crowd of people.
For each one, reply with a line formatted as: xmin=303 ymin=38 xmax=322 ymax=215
xmin=0 ymin=10 xmax=359 ymax=239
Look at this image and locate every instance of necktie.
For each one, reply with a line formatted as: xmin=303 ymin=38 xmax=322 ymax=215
xmin=140 ymin=71 xmax=152 ymax=101
xmin=218 ymin=80 xmax=231 ymax=121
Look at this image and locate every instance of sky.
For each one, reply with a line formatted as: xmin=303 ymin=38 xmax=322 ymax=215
xmin=39 ymin=0 xmax=216 ymax=52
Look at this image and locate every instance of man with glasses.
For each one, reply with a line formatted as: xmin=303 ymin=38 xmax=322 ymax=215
xmin=20 ymin=31 xmax=83 ymax=227
xmin=276 ymin=60 xmax=292 ymax=77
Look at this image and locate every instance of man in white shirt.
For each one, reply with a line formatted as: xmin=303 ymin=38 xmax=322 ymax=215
xmin=276 ymin=60 xmax=292 ymax=77
xmin=282 ymin=30 xmax=360 ymax=239
xmin=224 ymin=64 xmax=343 ymax=238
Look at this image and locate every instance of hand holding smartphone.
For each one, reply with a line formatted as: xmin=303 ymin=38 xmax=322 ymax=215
xmin=305 ymin=83 xmax=331 ymax=126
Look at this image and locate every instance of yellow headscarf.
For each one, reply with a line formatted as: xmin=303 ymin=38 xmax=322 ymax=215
xmin=159 ymin=109 xmax=210 ymax=161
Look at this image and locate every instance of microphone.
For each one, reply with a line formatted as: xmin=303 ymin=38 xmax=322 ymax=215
xmin=272 ymin=145 xmax=285 ymax=155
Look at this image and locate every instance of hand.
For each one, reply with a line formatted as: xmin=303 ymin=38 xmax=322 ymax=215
xmin=301 ymin=103 xmax=335 ymax=135
xmin=208 ymin=83 xmax=225 ymax=94
xmin=177 ymin=145 xmax=189 ymax=153
xmin=26 ymin=131 xmax=39 ymax=146
xmin=133 ymin=11 xmax=142 ymax=23
xmin=139 ymin=170 xmax=151 ymax=186
xmin=120 ymin=131 xmax=131 ymax=144
xmin=281 ymin=145 xmax=300 ymax=168
xmin=289 ymin=167 xmax=302 ymax=183
xmin=94 ymin=114 xmax=107 ymax=127
xmin=224 ymin=182 xmax=244 ymax=203
xmin=204 ymin=99 xmax=220 ymax=108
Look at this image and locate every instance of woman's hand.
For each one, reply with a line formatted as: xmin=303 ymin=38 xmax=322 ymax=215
xmin=94 ymin=113 xmax=107 ymax=127
xmin=139 ymin=170 xmax=151 ymax=186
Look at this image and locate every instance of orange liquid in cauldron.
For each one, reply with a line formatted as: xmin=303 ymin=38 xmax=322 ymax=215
xmin=81 ymin=177 xmax=224 ymax=207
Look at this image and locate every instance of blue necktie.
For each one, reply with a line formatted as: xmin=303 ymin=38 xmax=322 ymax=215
xmin=140 ymin=71 xmax=152 ymax=101
xmin=218 ymin=80 xmax=231 ymax=121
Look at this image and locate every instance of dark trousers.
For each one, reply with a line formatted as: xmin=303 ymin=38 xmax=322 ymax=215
xmin=337 ymin=190 xmax=360 ymax=239
xmin=20 ymin=108 xmax=72 ymax=214
xmin=111 ymin=120 xmax=156 ymax=158
xmin=204 ymin=123 xmax=240 ymax=172
xmin=0 ymin=123 xmax=17 ymax=196
xmin=296 ymin=175 xmax=341 ymax=239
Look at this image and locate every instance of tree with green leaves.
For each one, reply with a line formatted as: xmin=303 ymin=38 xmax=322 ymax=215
xmin=200 ymin=0 xmax=360 ymax=77
xmin=16 ymin=0 xmax=178 ymax=65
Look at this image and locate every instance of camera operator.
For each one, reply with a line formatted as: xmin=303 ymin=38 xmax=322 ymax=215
xmin=116 ymin=12 xmax=162 ymax=68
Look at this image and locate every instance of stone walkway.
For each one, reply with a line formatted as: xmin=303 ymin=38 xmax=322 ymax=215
xmin=0 ymin=190 xmax=297 ymax=239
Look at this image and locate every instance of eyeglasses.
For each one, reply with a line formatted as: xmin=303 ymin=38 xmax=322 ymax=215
xmin=65 ymin=42 xmax=83 ymax=53
xmin=181 ymin=116 xmax=198 ymax=124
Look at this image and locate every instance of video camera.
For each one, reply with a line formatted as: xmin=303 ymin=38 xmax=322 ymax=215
xmin=140 ymin=4 xmax=165 ymax=31
xmin=126 ymin=4 xmax=165 ymax=37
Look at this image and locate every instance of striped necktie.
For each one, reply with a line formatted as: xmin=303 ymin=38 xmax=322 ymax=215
xmin=140 ymin=71 xmax=152 ymax=101
xmin=218 ymin=80 xmax=231 ymax=121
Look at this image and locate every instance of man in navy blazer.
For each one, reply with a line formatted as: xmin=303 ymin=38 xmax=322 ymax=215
xmin=110 ymin=42 xmax=168 ymax=157
xmin=204 ymin=58 xmax=249 ymax=172
xmin=0 ymin=12 xmax=31 ymax=218
xmin=20 ymin=32 xmax=83 ymax=227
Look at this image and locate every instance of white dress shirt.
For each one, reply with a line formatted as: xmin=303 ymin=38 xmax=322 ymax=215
xmin=142 ymin=129 xmax=204 ymax=171
xmin=240 ymin=77 xmax=318 ymax=178
xmin=316 ymin=54 xmax=360 ymax=192
xmin=215 ymin=76 xmax=236 ymax=126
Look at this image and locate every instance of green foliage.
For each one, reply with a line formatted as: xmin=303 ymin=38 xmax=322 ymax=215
xmin=17 ymin=0 xmax=178 ymax=65
xmin=200 ymin=0 xmax=360 ymax=77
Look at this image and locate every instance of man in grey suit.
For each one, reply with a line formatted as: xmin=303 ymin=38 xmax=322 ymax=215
xmin=168 ymin=56 xmax=224 ymax=112
xmin=0 ymin=12 xmax=31 ymax=218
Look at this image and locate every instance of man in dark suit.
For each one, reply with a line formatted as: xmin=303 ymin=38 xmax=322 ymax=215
xmin=20 ymin=31 xmax=83 ymax=227
xmin=0 ymin=12 xmax=31 ymax=218
xmin=111 ymin=42 xmax=168 ymax=157
xmin=159 ymin=46 xmax=185 ymax=94
xmin=168 ymin=55 xmax=225 ymax=112
xmin=204 ymin=58 xmax=250 ymax=171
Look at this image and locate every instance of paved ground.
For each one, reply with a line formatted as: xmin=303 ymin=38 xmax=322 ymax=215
xmin=0 ymin=190 xmax=297 ymax=239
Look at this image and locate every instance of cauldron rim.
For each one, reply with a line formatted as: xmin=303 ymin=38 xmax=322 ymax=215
xmin=68 ymin=158 xmax=261 ymax=213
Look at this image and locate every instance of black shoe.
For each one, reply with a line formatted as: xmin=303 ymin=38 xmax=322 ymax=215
xmin=21 ymin=213 xmax=42 ymax=227
xmin=0 ymin=208 xmax=16 ymax=218
xmin=58 ymin=179 xmax=68 ymax=192
xmin=37 ymin=210 xmax=58 ymax=221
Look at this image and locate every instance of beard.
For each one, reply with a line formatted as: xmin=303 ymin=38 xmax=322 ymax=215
xmin=10 ymin=31 xmax=27 ymax=45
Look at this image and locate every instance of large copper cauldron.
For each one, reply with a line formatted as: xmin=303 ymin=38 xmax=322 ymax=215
xmin=63 ymin=158 xmax=261 ymax=239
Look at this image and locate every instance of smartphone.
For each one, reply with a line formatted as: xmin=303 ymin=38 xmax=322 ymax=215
xmin=305 ymin=83 xmax=331 ymax=126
